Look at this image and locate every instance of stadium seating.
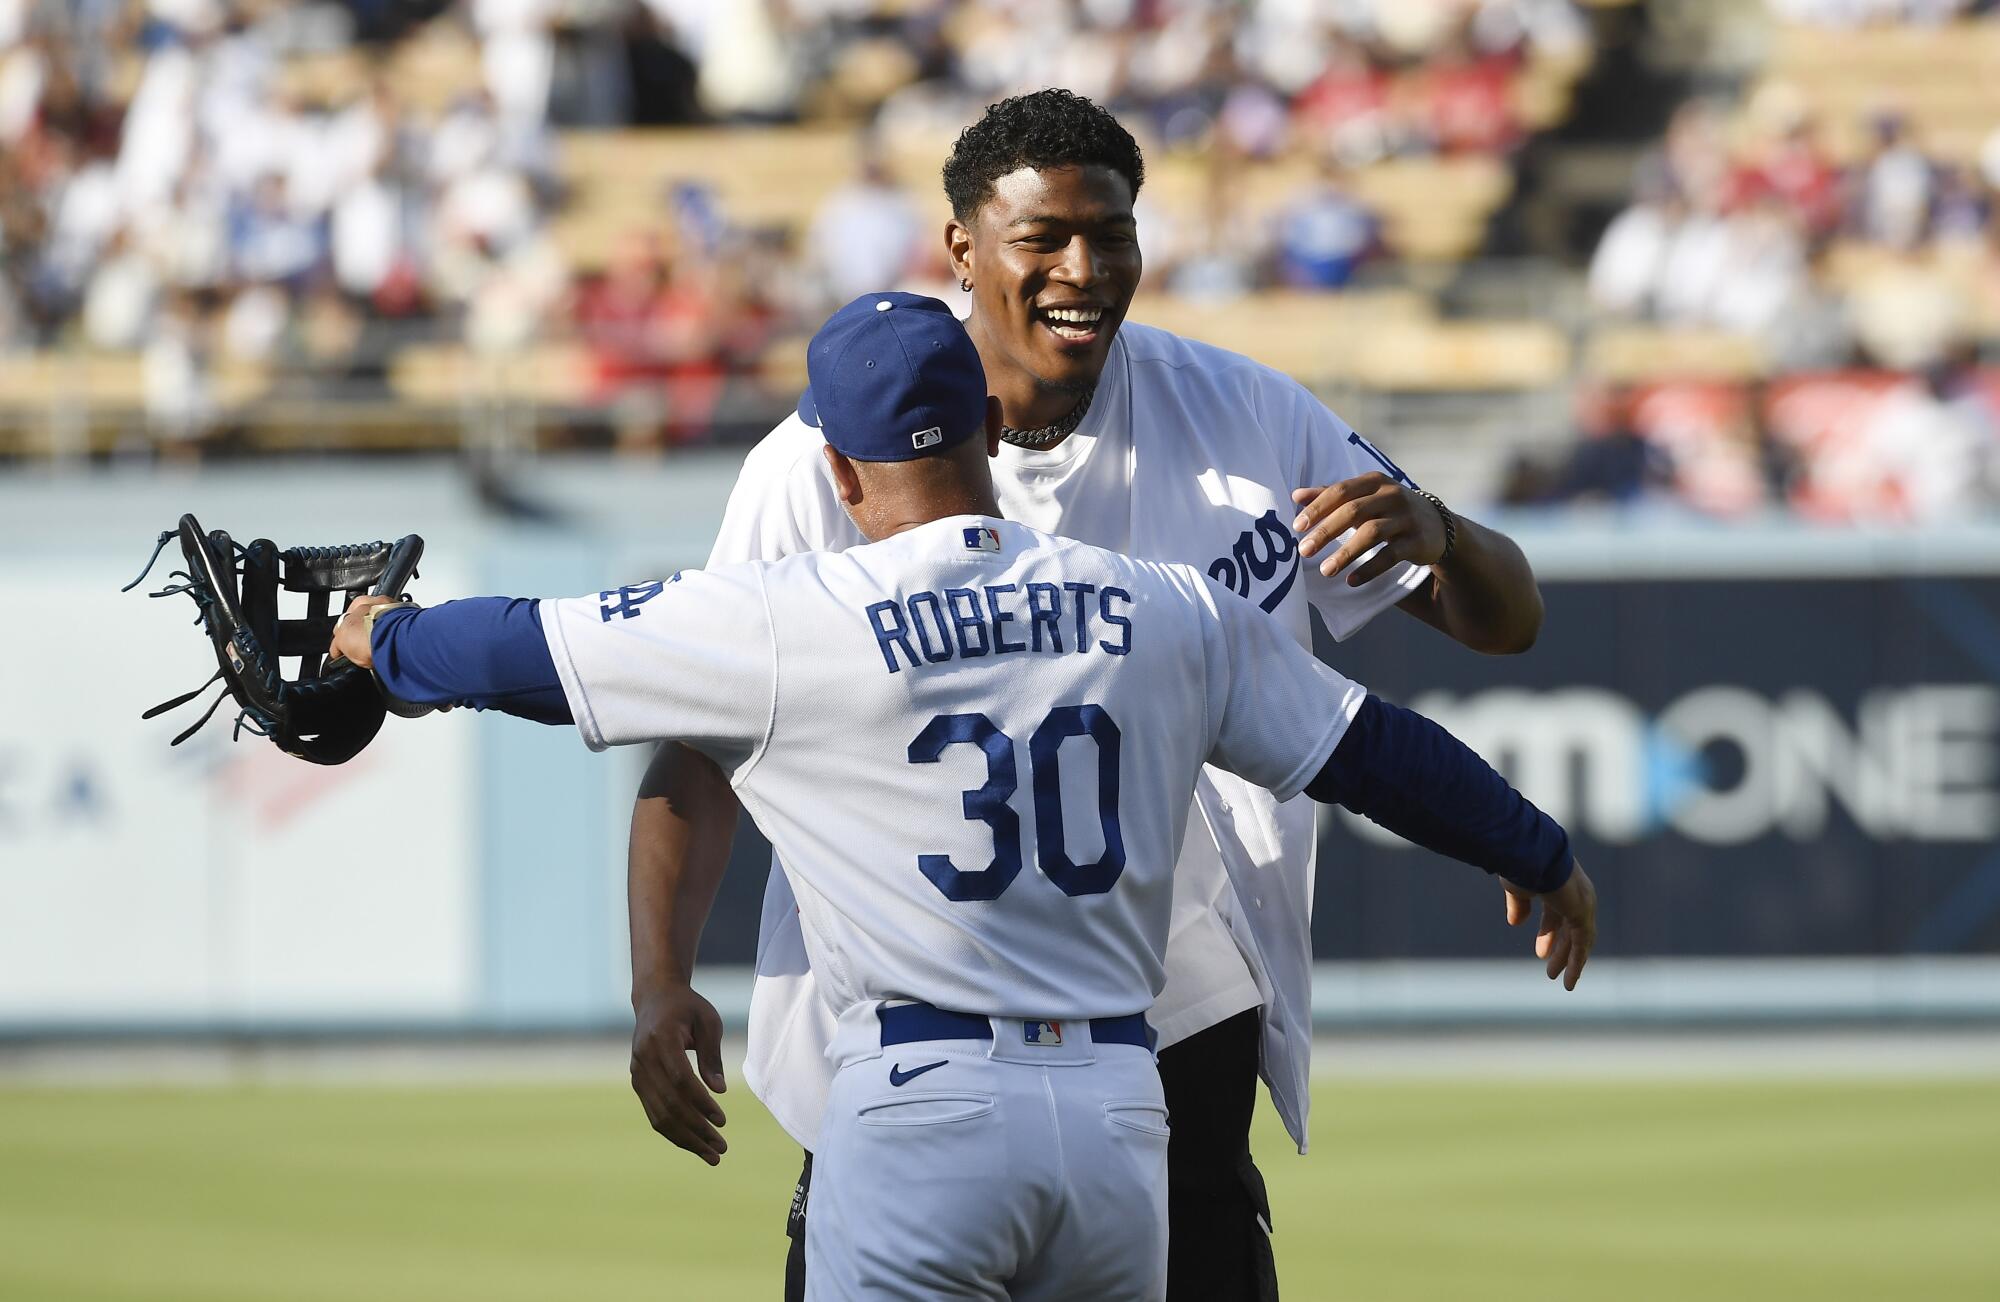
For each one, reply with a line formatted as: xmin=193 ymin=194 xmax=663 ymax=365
xmin=1345 ymin=320 xmax=1570 ymax=391
xmin=1585 ymin=328 xmax=1767 ymax=384
xmin=275 ymin=23 xmax=486 ymax=113
xmin=1754 ymin=21 xmax=2000 ymax=163
xmin=0 ymin=3 xmax=1615 ymax=461
xmin=0 ymin=353 xmax=136 ymax=457
xmin=1129 ymin=292 xmax=1567 ymax=391
xmin=391 ymin=342 xmax=593 ymax=410
xmin=1130 ymin=290 xmax=1429 ymax=379
xmin=550 ymin=128 xmax=1519 ymax=271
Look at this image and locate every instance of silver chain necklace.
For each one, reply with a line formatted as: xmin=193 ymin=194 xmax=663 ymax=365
xmin=1001 ymin=388 xmax=1094 ymax=449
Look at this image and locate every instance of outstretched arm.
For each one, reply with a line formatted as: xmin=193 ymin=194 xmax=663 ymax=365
xmin=1305 ymin=694 xmax=1596 ymax=988
xmin=1196 ymin=567 xmax=1593 ymax=986
xmin=329 ymin=594 xmax=572 ymax=721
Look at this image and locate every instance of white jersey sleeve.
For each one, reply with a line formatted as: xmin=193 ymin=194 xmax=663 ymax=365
xmin=1264 ymin=376 xmax=1432 ymax=641
xmin=708 ymin=417 xmax=859 ymax=568
xmin=539 ymin=568 xmax=776 ymax=776
xmin=1190 ymin=569 xmax=1368 ymax=800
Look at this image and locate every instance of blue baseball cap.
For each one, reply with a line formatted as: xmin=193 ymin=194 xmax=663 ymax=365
xmin=797 ymin=292 xmax=988 ymax=461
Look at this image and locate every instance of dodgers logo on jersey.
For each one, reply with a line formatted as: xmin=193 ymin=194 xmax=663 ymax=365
xmin=963 ymin=526 xmax=1002 ymax=553
xmin=1022 ymin=1020 xmax=1063 ymax=1046
xmin=1206 ymin=433 xmax=1415 ymax=610
xmin=598 ymin=573 xmax=681 ymax=622
xmin=1207 ymin=509 xmax=1300 ymax=613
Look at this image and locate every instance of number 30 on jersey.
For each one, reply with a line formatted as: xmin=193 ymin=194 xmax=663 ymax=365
xmin=907 ymin=706 xmax=1125 ymax=902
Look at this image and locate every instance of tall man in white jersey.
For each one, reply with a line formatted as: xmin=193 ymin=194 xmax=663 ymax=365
xmin=628 ymin=92 xmax=1550 ymax=1301
xmin=330 ymin=292 xmax=1596 ymax=1302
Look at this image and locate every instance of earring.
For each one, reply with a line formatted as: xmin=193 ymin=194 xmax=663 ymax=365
xmin=960 ymin=278 xmax=972 ymax=292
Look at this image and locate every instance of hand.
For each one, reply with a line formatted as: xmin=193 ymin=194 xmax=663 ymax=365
xmin=326 ymin=594 xmax=403 ymax=670
xmin=1503 ymin=860 xmax=1597 ymax=991
xmin=1292 ymin=474 xmax=1448 ymax=585
xmin=630 ymin=982 xmax=729 ymax=1165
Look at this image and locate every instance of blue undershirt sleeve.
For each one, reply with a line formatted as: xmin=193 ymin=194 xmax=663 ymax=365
xmin=1305 ymin=694 xmax=1573 ymax=894
xmin=369 ymin=599 xmax=574 ymax=725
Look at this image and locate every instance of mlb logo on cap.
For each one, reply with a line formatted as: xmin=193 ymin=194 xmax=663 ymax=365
xmin=1022 ymin=1020 xmax=1063 ymax=1046
xmin=964 ymin=526 xmax=1002 ymax=552
xmin=795 ymin=292 xmax=987 ymax=463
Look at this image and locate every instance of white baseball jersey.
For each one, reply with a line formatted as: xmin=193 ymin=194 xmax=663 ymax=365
xmin=718 ymin=322 xmax=1428 ymax=1151
xmin=541 ymin=517 xmax=1364 ymax=1030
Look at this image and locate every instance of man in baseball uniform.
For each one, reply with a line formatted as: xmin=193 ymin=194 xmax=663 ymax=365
xmin=628 ymin=92 xmax=1549 ymax=1300
xmin=330 ymin=292 xmax=1594 ymax=1302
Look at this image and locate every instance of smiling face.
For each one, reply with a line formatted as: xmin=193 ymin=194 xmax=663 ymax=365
xmin=948 ymin=164 xmax=1143 ymax=413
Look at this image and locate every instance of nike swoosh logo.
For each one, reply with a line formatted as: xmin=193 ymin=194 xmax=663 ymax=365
xmin=888 ymin=1060 xmax=948 ymax=1087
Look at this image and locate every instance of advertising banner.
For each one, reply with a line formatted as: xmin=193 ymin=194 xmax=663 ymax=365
xmin=1310 ymin=571 xmax=2000 ymax=959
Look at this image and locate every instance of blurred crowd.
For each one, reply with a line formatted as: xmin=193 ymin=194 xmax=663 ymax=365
xmin=1562 ymin=0 xmax=2000 ymax=524
xmin=1504 ymin=367 xmax=2000 ymax=523
xmin=0 ymin=0 xmax=1586 ymax=449
xmin=0 ymin=0 xmax=1590 ymax=449
xmin=0 ymin=0 xmax=577 ymax=442
xmin=741 ymin=0 xmax=1587 ymax=162
xmin=1587 ymin=97 xmax=1999 ymax=374
xmin=1 ymin=0 xmax=1996 ymax=519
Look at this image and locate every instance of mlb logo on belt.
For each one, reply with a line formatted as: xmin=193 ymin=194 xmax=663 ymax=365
xmin=1022 ymin=1020 xmax=1063 ymax=1046
xmin=964 ymin=527 xmax=1002 ymax=553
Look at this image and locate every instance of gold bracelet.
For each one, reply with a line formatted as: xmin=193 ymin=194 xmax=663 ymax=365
xmin=363 ymin=599 xmax=414 ymax=635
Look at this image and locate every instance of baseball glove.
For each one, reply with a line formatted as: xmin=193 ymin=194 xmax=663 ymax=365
xmin=125 ymin=513 xmax=429 ymax=765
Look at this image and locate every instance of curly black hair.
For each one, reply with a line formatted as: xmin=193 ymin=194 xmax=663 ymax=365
xmin=942 ymin=88 xmax=1145 ymax=223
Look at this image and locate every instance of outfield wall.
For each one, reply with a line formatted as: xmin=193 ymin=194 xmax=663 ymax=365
xmin=2 ymin=459 xmax=1997 ymax=1034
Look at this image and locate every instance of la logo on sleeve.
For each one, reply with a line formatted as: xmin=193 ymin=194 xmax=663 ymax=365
xmin=597 ymin=573 xmax=682 ymax=622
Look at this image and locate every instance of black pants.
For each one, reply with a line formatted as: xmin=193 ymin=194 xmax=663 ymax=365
xmin=784 ymin=1008 xmax=1276 ymax=1301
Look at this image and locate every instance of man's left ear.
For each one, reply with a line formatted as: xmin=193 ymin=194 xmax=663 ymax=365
xmin=823 ymin=444 xmax=863 ymax=505
xmin=946 ymin=217 xmax=974 ymax=283
xmin=984 ymin=395 xmax=1002 ymax=457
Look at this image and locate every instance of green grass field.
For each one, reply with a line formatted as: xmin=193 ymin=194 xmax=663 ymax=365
xmin=3 ymin=1076 xmax=1997 ymax=1301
